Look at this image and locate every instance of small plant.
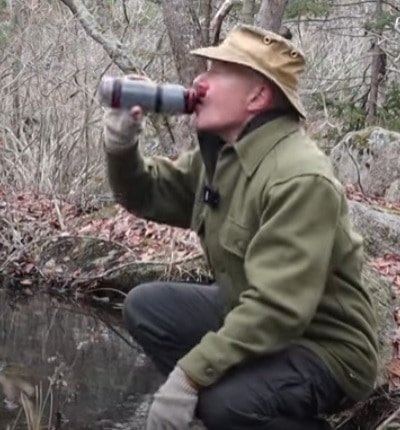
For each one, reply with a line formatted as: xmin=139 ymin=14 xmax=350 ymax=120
xmin=310 ymin=80 xmax=400 ymax=143
xmin=376 ymin=82 xmax=400 ymax=132
xmin=364 ymin=12 xmax=398 ymax=33
xmin=6 ymin=379 xmax=55 ymax=430
xmin=285 ymin=0 xmax=331 ymax=19
xmin=309 ymin=92 xmax=367 ymax=142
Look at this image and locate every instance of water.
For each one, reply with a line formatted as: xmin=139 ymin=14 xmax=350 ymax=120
xmin=0 ymin=289 xmax=163 ymax=429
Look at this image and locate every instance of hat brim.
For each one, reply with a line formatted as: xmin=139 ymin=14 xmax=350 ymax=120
xmin=191 ymin=46 xmax=306 ymax=119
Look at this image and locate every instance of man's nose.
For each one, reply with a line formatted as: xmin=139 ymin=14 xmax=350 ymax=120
xmin=192 ymin=73 xmax=206 ymax=88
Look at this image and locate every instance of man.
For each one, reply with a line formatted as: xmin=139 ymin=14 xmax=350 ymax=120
xmin=103 ymin=24 xmax=378 ymax=430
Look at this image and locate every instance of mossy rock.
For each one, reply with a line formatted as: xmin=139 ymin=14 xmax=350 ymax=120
xmin=362 ymin=262 xmax=395 ymax=386
xmin=330 ymin=127 xmax=400 ymax=197
xmin=32 ymin=235 xmax=211 ymax=292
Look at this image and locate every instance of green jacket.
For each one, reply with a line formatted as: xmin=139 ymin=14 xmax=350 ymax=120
xmin=106 ymin=114 xmax=378 ymax=401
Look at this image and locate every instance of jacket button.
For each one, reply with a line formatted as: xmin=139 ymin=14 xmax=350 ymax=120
xmin=205 ymin=367 xmax=214 ymax=376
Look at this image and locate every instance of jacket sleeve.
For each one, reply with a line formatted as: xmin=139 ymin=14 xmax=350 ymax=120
xmin=106 ymin=143 xmax=202 ymax=228
xmin=178 ymin=175 xmax=341 ymax=386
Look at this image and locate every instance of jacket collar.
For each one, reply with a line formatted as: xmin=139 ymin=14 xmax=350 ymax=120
xmin=237 ymin=109 xmax=286 ymax=141
xmin=234 ymin=114 xmax=300 ymax=177
xmin=197 ymin=111 xmax=300 ymax=181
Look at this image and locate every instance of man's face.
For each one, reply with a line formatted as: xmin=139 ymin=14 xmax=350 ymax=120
xmin=192 ymin=60 xmax=267 ymax=138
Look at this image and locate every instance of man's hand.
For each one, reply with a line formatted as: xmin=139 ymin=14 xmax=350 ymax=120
xmin=103 ymin=106 xmax=143 ymax=153
xmin=103 ymin=74 xmax=152 ymax=153
xmin=146 ymin=366 xmax=199 ymax=430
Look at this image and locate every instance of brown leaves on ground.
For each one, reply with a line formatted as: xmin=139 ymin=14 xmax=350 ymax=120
xmin=372 ymin=254 xmax=400 ymax=291
xmin=346 ymin=184 xmax=400 ymax=213
xmin=2 ymin=185 xmax=400 ymax=284
xmin=0 ymin=187 xmax=202 ymax=287
xmin=346 ymin=183 xmax=400 ymax=295
xmin=371 ymin=254 xmax=400 ymax=387
xmin=345 ymin=185 xmax=400 ymax=383
xmin=77 ymin=206 xmax=200 ymax=261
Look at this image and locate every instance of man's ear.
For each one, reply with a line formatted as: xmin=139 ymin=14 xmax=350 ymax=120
xmin=247 ymin=84 xmax=274 ymax=113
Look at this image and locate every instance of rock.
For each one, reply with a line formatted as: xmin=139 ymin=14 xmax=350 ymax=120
xmin=349 ymin=200 xmax=400 ymax=257
xmin=32 ymin=235 xmax=211 ymax=293
xmin=386 ymin=179 xmax=400 ymax=203
xmin=344 ymin=200 xmax=397 ymax=384
xmin=330 ymin=127 xmax=400 ymax=199
xmin=361 ymin=263 xmax=395 ymax=385
xmin=346 ymin=201 xmax=398 ymax=384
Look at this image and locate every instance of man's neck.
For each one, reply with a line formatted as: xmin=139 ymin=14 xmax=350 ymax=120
xmin=217 ymin=110 xmax=288 ymax=145
xmin=217 ymin=118 xmax=254 ymax=145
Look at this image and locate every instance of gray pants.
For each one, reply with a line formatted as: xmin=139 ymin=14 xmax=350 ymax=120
xmin=123 ymin=282 xmax=346 ymax=430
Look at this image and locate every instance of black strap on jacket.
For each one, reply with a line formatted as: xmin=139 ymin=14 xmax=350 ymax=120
xmin=197 ymin=110 xmax=289 ymax=210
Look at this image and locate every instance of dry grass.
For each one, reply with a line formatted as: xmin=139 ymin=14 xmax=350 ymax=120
xmin=0 ymin=1 xmax=398 ymax=202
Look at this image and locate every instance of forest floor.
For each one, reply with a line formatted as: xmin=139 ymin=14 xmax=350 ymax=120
xmin=2 ymin=184 xmax=400 ymax=429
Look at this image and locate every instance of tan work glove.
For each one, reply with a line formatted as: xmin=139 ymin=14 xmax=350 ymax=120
xmin=103 ymin=107 xmax=143 ymax=153
xmin=103 ymin=74 xmax=150 ymax=153
xmin=146 ymin=366 xmax=199 ymax=430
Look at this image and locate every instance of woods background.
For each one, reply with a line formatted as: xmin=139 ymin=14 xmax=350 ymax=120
xmin=0 ymin=0 xmax=399 ymax=203
xmin=1 ymin=5 xmax=400 ymax=428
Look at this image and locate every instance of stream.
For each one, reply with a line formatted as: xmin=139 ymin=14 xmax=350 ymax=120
xmin=0 ymin=289 xmax=163 ymax=429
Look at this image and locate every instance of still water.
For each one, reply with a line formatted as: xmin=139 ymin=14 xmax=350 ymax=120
xmin=0 ymin=289 xmax=163 ymax=429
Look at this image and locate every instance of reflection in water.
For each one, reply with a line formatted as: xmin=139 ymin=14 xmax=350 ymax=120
xmin=0 ymin=290 xmax=163 ymax=429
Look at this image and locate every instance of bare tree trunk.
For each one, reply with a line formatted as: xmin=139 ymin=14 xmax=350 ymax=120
xmin=241 ymin=0 xmax=255 ymax=24
xmin=199 ymin=0 xmax=213 ymax=46
xmin=159 ymin=0 xmax=206 ymax=85
xmin=210 ymin=0 xmax=241 ymax=45
xmin=255 ymin=0 xmax=289 ymax=32
xmin=158 ymin=0 xmax=209 ymax=151
xmin=92 ymin=0 xmax=113 ymax=28
xmin=10 ymin=0 xmax=25 ymax=138
xmin=366 ymin=0 xmax=386 ymax=125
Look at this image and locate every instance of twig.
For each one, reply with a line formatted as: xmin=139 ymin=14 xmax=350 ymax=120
xmin=344 ymin=141 xmax=366 ymax=196
xmin=87 ymin=287 xmax=127 ymax=297
xmin=53 ymin=251 xmax=205 ymax=283
xmin=92 ymin=310 xmax=142 ymax=352
xmin=143 ymin=31 xmax=165 ymax=72
xmin=376 ymin=404 xmax=400 ymax=430
xmin=58 ymin=0 xmax=139 ymax=73
xmin=52 ymin=198 xmax=66 ymax=231
xmin=210 ymin=0 xmax=241 ymax=45
xmin=0 ymin=234 xmax=135 ymax=272
xmin=395 ymin=17 xmax=400 ymax=34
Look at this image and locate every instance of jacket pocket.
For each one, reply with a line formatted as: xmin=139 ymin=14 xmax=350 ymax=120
xmin=220 ymin=217 xmax=252 ymax=258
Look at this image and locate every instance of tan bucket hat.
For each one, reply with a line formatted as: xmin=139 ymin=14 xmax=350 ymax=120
xmin=191 ymin=24 xmax=306 ymax=118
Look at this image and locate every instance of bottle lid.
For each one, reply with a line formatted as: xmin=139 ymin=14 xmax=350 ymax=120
xmin=98 ymin=76 xmax=115 ymax=107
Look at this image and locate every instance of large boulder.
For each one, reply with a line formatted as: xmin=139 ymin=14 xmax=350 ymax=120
xmin=349 ymin=201 xmax=400 ymax=257
xmin=362 ymin=263 xmax=395 ymax=386
xmin=330 ymin=127 xmax=400 ymax=202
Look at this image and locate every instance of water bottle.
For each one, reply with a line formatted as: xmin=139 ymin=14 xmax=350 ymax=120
xmin=98 ymin=76 xmax=207 ymax=114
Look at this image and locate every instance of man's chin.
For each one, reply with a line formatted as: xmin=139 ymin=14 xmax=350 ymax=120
xmin=192 ymin=118 xmax=217 ymax=133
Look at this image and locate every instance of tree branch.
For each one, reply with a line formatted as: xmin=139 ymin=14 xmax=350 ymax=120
xmin=58 ymin=0 xmax=139 ymax=73
xmin=395 ymin=16 xmax=400 ymax=33
xmin=365 ymin=0 xmax=385 ymax=125
xmin=211 ymin=0 xmax=242 ymax=45
xmin=159 ymin=0 xmax=205 ymax=85
xmin=255 ymin=0 xmax=289 ymax=32
xmin=241 ymin=0 xmax=256 ymax=25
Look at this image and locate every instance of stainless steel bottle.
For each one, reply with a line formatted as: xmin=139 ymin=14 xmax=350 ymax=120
xmin=98 ymin=76 xmax=206 ymax=114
